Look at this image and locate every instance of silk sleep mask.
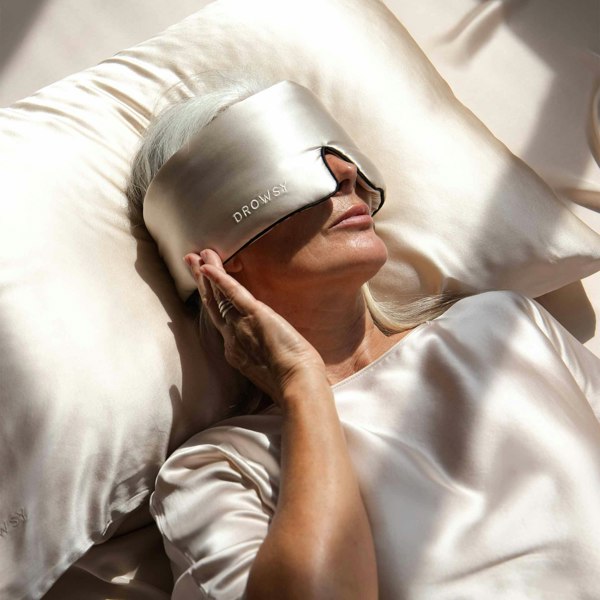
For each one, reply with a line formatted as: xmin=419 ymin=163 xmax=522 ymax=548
xmin=143 ymin=80 xmax=386 ymax=301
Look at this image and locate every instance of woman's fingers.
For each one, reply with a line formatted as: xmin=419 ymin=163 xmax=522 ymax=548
xmin=199 ymin=248 xmax=223 ymax=269
xmin=198 ymin=248 xmax=258 ymax=316
xmin=198 ymin=250 xmax=236 ymax=318
xmin=183 ymin=249 xmax=257 ymax=326
xmin=198 ymin=263 xmax=256 ymax=317
xmin=184 ymin=253 xmax=205 ymax=296
xmin=201 ymin=273 xmax=226 ymax=328
xmin=184 ymin=253 xmax=228 ymax=331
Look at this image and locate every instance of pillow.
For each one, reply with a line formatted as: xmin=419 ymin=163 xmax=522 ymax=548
xmin=0 ymin=0 xmax=598 ymax=597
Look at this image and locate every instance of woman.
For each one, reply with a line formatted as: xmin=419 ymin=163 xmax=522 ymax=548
xmin=128 ymin=77 xmax=600 ymax=599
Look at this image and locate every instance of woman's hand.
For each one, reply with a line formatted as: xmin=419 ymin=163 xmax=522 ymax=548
xmin=184 ymin=249 xmax=327 ymax=406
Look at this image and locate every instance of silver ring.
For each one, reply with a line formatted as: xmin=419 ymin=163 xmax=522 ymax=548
xmin=217 ymin=298 xmax=235 ymax=320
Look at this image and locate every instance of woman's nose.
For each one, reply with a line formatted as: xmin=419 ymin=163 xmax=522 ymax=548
xmin=324 ymin=152 xmax=358 ymax=195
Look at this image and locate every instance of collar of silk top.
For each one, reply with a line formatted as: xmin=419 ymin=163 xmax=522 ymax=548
xmin=143 ymin=80 xmax=386 ymax=301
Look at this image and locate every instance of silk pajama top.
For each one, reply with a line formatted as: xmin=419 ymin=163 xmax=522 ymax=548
xmin=150 ymin=290 xmax=600 ymax=599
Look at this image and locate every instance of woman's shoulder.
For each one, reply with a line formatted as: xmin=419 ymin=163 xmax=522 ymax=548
xmin=416 ymin=289 xmax=556 ymax=351
xmin=153 ymin=409 xmax=283 ymax=518
xmin=436 ymin=290 xmax=542 ymax=330
xmin=430 ymin=290 xmax=599 ymax=376
xmin=161 ymin=409 xmax=282 ymax=475
xmin=447 ymin=289 xmax=537 ymax=315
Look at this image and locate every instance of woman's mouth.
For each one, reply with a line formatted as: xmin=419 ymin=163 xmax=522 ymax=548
xmin=329 ymin=203 xmax=372 ymax=229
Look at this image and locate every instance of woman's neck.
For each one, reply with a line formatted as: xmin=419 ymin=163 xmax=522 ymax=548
xmin=267 ymin=288 xmax=407 ymax=386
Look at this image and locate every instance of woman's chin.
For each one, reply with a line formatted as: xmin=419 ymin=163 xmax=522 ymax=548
xmin=326 ymin=239 xmax=388 ymax=284
xmin=348 ymin=234 xmax=388 ymax=268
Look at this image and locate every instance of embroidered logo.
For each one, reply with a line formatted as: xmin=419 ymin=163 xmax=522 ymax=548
xmin=0 ymin=508 xmax=27 ymax=539
xmin=232 ymin=183 xmax=288 ymax=224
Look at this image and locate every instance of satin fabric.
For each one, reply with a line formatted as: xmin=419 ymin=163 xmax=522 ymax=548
xmin=2 ymin=1 xmax=600 ymax=597
xmin=151 ymin=291 xmax=600 ymax=599
xmin=143 ymin=80 xmax=385 ymax=301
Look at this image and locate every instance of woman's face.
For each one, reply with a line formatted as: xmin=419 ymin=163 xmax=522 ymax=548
xmin=229 ymin=152 xmax=388 ymax=298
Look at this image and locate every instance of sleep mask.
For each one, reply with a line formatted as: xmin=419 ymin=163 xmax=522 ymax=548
xmin=143 ymin=80 xmax=386 ymax=301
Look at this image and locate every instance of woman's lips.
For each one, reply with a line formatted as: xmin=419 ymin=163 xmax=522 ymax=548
xmin=329 ymin=203 xmax=372 ymax=229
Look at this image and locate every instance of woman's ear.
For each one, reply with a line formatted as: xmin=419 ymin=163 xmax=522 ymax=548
xmin=224 ymin=255 xmax=243 ymax=273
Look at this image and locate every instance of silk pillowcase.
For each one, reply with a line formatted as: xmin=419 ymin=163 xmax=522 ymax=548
xmin=1 ymin=0 xmax=599 ymax=597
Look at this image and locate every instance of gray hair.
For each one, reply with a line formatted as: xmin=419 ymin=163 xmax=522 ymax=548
xmin=125 ymin=74 xmax=466 ymax=339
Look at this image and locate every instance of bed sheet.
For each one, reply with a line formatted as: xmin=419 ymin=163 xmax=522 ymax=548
xmin=43 ymin=502 xmax=173 ymax=599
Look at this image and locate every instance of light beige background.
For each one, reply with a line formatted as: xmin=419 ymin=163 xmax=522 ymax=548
xmin=0 ymin=0 xmax=210 ymax=107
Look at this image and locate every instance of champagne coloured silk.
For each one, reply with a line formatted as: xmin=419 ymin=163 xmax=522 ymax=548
xmin=151 ymin=292 xmax=600 ymax=598
xmin=143 ymin=81 xmax=385 ymax=301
